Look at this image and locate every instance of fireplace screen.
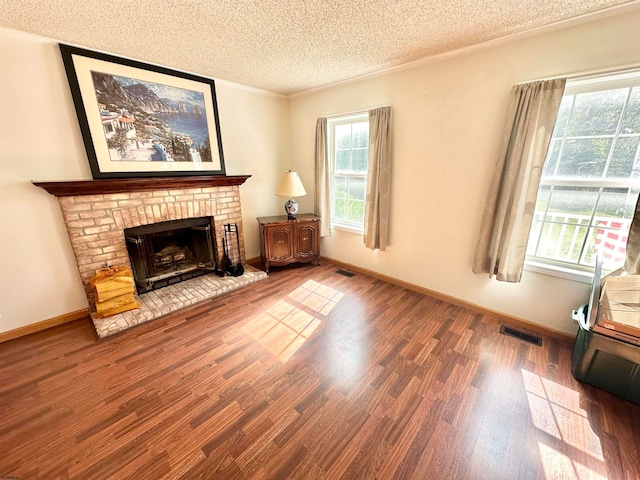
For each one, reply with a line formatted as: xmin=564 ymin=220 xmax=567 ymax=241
xmin=125 ymin=217 xmax=216 ymax=293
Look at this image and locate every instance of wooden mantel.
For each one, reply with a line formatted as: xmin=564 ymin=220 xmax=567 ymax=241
xmin=33 ymin=175 xmax=251 ymax=197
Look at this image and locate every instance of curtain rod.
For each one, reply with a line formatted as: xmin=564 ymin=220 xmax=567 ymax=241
xmin=522 ymin=63 xmax=640 ymax=85
xmin=323 ymin=105 xmax=390 ymax=119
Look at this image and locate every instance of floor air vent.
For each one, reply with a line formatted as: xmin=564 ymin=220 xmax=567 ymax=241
xmin=500 ymin=325 xmax=542 ymax=346
xmin=336 ymin=269 xmax=356 ymax=277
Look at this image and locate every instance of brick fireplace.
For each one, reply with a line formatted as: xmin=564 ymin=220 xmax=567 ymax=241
xmin=35 ymin=176 xmax=267 ymax=338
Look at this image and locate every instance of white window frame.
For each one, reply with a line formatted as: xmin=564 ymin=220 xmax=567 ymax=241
xmin=327 ymin=113 xmax=369 ymax=233
xmin=525 ymin=71 xmax=640 ymax=282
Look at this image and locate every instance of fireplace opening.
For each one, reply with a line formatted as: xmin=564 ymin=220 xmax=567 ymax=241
xmin=125 ymin=216 xmax=217 ymax=293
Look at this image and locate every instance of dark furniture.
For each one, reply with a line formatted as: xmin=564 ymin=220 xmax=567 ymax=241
xmin=571 ymin=256 xmax=640 ymax=405
xmin=257 ymin=214 xmax=320 ymax=273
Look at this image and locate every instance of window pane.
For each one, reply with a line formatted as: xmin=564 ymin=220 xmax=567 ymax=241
xmin=335 ymin=150 xmax=351 ymax=172
xmin=556 ymin=138 xmax=613 ymax=178
xmin=542 ymin=140 xmax=562 ymax=177
xmin=348 ymin=177 xmax=366 ymax=201
xmin=348 ymin=200 xmax=365 ymax=223
xmin=583 ymin=224 xmax=632 ymax=270
xmin=527 ymin=219 xmax=542 ymax=256
xmin=334 ymin=198 xmax=346 ymax=220
xmin=352 ymin=149 xmax=368 ymax=173
xmin=335 ymin=124 xmax=352 ymax=149
xmin=605 ymin=137 xmax=640 ymax=179
xmin=334 ymin=175 xmax=347 ymax=198
xmin=552 ymin=95 xmax=574 ymax=138
xmin=534 ymin=222 xmax=589 ymax=263
xmin=593 ymin=187 xmax=638 ymax=221
xmin=545 ymin=186 xmax=598 ymax=222
xmin=566 ymin=89 xmax=627 ymax=136
xmin=592 ymin=222 xmax=632 ymax=270
xmin=529 ymin=185 xmax=551 ymax=256
xmin=533 ymin=184 xmax=552 ymax=214
xmin=352 ymin=122 xmax=369 ymax=148
xmin=581 ymin=228 xmax=601 ymax=266
xmin=621 ymin=87 xmax=640 ymax=134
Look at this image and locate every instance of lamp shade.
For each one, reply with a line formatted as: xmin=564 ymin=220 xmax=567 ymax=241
xmin=275 ymin=171 xmax=307 ymax=197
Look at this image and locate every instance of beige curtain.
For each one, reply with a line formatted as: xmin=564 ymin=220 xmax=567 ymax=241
xmin=473 ymin=78 xmax=566 ymax=282
xmin=364 ymin=106 xmax=392 ymax=250
xmin=624 ymin=194 xmax=640 ymax=274
xmin=314 ymin=117 xmax=331 ymax=237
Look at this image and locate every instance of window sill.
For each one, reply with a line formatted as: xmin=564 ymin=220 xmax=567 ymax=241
xmin=524 ymin=260 xmax=594 ymax=284
xmin=331 ymin=223 xmax=364 ymax=235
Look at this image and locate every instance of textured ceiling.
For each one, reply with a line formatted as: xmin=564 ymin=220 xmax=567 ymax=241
xmin=1 ymin=0 xmax=637 ymax=95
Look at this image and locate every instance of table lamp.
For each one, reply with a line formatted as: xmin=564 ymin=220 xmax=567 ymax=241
xmin=276 ymin=171 xmax=307 ymax=219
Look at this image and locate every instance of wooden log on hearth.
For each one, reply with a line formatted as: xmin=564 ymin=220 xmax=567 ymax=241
xmin=90 ymin=266 xmax=140 ymax=317
xmin=95 ymin=293 xmax=141 ymax=318
xmin=95 ymin=286 xmax=135 ymax=302
xmin=91 ymin=266 xmax=135 ymax=297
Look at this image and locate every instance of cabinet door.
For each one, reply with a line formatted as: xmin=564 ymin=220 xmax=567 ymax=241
xmin=266 ymin=226 xmax=294 ymax=261
xmin=295 ymin=223 xmax=318 ymax=257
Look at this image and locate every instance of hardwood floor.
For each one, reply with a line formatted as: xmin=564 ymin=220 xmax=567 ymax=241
xmin=1 ymin=262 xmax=639 ymax=479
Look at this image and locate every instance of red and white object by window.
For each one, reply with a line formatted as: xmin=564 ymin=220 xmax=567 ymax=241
xmin=595 ymin=220 xmax=630 ymax=268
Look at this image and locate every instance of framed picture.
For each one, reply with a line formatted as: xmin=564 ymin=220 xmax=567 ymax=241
xmin=59 ymin=44 xmax=225 ymax=178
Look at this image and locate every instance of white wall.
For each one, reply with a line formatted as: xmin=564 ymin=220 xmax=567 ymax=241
xmin=0 ymin=28 xmax=290 ymax=334
xmin=289 ymin=9 xmax=640 ymax=335
xmin=215 ymin=82 xmax=291 ymax=259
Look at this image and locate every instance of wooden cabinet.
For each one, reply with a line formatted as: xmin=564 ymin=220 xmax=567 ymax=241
xmin=257 ymin=214 xmax=320 ymax=273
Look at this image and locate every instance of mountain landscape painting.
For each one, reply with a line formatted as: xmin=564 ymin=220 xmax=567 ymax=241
xmin=90 ymin=71 xmax=213 ymax=163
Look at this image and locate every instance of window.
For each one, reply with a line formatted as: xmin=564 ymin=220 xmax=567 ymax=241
xmin=526 ymin=73 xmax=640 ymax=275
xmin=327 ymin=114 xmax=369 ymax=231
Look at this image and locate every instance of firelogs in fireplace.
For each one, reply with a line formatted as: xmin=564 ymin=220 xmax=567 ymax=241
xmin=155 ymin=243 xmax=191 ymax=268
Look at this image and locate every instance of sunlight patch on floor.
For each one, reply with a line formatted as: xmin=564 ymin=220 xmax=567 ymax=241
xmin=522 ymin=369 xmax=608 ymax=479
xmin=537 ymin=443 xmax=608 ymax=480
xmin=242 ymin=280 xmax=344 ymax=363
xmin=289 ymin=279 xmax=345 ymax=316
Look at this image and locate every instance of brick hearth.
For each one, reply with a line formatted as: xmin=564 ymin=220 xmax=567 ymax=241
xmin=93 ymin=265 xmax=266 ymax=338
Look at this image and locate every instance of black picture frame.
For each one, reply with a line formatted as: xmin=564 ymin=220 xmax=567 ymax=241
xmin=59 ymin=44 xmax=226 ymax=179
